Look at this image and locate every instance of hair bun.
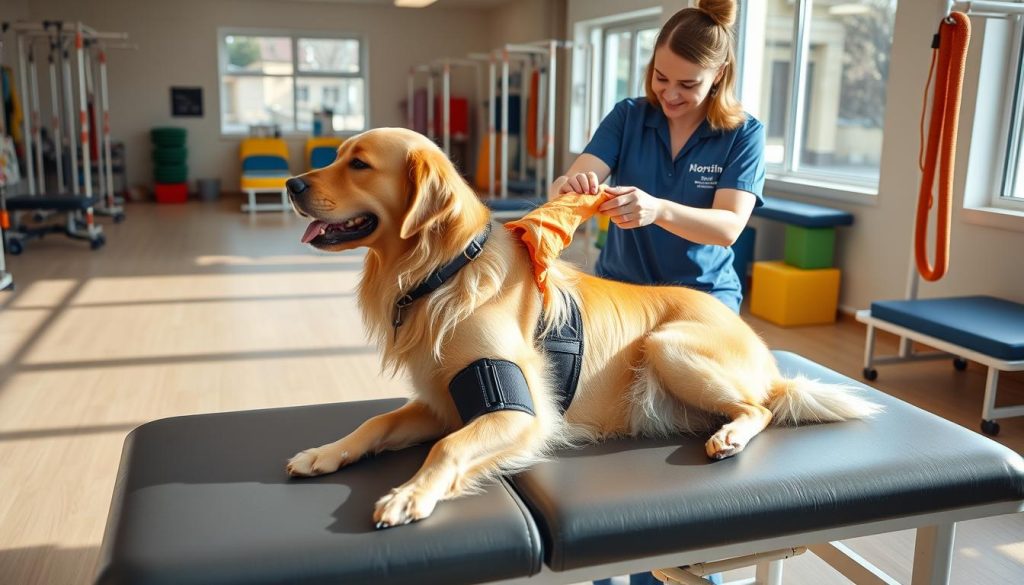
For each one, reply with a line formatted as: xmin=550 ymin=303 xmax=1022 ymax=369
xmin=698 ymin=0 xmax=736 ymax=29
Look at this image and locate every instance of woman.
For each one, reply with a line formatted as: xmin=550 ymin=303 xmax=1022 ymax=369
xmin=562 ymin=2 xmax=764 ymax=584
xmin=559 ymin=0 xmax=764 ymax=316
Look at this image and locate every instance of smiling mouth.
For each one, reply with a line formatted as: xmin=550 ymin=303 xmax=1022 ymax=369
xmin=301 ymin=213 xmax=379 ymax=247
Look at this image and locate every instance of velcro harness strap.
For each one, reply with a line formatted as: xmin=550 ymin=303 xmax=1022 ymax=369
xmin=449 ymin=358 xmax=536 ymax=424
xmin=541 ymin=295 xmax=584 ymax=414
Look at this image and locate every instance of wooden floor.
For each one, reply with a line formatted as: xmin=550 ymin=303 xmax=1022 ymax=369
xmin=0 ymin=199 xmax=1020 ymax=585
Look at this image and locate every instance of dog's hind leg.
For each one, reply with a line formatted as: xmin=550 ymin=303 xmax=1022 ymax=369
xmin=642 ymin=321 xmax=773 ymax=460
xmin=286 ymin=400 xmax=448 ymax=477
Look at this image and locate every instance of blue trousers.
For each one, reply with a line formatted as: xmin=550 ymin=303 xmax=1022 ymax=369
xmin=593 ymin=572 xmax=723 ymax=585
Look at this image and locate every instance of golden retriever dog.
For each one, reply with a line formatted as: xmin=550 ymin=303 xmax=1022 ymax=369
xmin=285 ymin=127 xmax=880 ymax=528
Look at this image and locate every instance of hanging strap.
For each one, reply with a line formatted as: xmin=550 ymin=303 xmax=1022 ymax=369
xmin=915 ymin=12 xmax=970 ymax=282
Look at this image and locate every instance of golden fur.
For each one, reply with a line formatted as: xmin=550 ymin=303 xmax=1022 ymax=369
xmin=285 ymin=127 xmax=881 ymax=528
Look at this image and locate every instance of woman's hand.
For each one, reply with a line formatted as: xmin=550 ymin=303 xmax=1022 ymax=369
xmin=598 ymin=186 xmax=663 ymax=229
xmin=561 ymin=171 xmax=601 ymax=195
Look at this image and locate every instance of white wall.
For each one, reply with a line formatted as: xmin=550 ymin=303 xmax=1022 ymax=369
xmin=0 ymin=0 xmax=30 ymax=67
xmin=22 ymin=0 xmax=493 ymax=190
xmin=566 ymin=0 xmax=1024 ymax=310
xmin=486 ymin=0 xmax=560 ymax=44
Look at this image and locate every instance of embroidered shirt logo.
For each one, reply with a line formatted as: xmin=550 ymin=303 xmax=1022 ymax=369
xmin=689 ymin=162 xmax=722 ymax=189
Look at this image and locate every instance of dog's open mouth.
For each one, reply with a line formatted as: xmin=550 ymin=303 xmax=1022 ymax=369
xmin=301 ymin=213 xmax=379 ymax=247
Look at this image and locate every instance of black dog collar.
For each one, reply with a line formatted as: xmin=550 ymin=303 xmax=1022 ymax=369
xmin=392 ymin=222 xmax=492 ymax=340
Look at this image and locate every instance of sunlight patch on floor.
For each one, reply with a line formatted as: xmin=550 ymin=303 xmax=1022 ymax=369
xmin=73 ymin=272 xmax=360 ymax=305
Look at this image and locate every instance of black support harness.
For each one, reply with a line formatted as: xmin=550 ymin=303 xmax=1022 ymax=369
xmin=393 ymin=223 xmax=584 ymax=425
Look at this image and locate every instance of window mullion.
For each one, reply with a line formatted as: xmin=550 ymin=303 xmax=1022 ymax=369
xmin=292 ymin=36 xmax=299 ymax=132
xmin=626 ymin=24 xmax=634 ymax=97
xmin=785 ymin=0 xmax=813 ymax=174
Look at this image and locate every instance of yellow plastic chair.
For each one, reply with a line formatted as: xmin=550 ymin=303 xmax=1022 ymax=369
xmin=239 ymin=138 xmax=291 ymax=213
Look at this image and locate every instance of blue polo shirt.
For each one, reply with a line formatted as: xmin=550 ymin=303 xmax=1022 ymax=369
xmin=584 ymin=98 xmax=765 ymax=312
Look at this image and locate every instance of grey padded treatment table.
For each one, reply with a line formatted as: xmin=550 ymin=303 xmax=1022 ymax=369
xmin=95 ymin=352 xmax=1024 ymax=585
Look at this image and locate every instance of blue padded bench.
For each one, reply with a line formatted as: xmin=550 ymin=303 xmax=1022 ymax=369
xmin=752 ymin=197 xmax=854 ymax=228
xmin=858 ymin=296 xmax=1024 ymax=436
xmin=95 ymin=351 xmax=1024 ymax=585
xmin=870 ymin=296 xmax=1024 ymax=361
xmin=94 ymin=398 xmax=542 ymax=585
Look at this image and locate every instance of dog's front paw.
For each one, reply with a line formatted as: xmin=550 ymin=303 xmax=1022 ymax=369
xmin=286 ymin=446 xmax=349 ymax=477
xmin=373 ymin=484 xmax=439 ymax=529
xmin=705 ymin=429 xmax=744 ymax=460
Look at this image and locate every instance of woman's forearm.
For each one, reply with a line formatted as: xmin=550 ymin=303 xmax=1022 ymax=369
xmin=653 ymin=199 xmax=748 ymax=246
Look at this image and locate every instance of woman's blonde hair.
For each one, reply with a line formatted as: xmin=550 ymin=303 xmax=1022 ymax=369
xmin=643 ymin=0 xmax=745 ymax=131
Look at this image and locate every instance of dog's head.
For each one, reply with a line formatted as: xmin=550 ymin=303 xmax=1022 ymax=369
xmin=288 ymin=127 xmax=474 ymax=253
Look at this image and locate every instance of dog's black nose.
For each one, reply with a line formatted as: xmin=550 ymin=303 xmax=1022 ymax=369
xmin=286 ymin=177 xmax=309 ymax=196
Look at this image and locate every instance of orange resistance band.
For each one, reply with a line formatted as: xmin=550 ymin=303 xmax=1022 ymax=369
xmin=915 ymin=12 xmax=970 ymax=282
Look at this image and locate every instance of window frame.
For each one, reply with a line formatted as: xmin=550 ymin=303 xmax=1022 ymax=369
xmin=217 ymin=27 xmax=370 ymax=137
xmin=569 ymin=7 xmax=663 ymax=153
xmin=736 ymin=0 xmax=897 ymax=201
xmin=958 ymin=10 xmax=1024 ymax=231
xmin=999 ymin=15 xmax=1024 ymax=211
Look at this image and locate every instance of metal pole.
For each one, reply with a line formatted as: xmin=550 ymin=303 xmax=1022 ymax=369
xmin=85 ymin=43 xmax=105 ymax=206
xmin=76 ymin=26 xmax=93 ymax=200
xmin=426 ymin=68 xmax=434 ymax=142
xmin=48 ymin=38 xmax=65 ymax=193
xmin=16 ymin=36 xmax=36 ymax=195
xmin=488 ymin=57 xmax=496 ymax=197
xmin=28 ymin=43 xmax=46 ymax=194
xmin=546 ymin=39 xmax=557 ymax=192
xmin=534 ymin=62 xmax=545 ymax=197
xmin=519 ymin=57 xmax=530 ymax=186
xmin=99 ymin=48 xmax=115 ymax=210
xmin=62 ymin=41 xmax=79 ymax=195
xmin=443 ymin=62 xmax=451 ymax=156
xmin=501 ymin=48 xmax=509 ymax=198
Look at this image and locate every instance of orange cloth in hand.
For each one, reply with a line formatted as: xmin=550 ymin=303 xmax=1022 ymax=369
xmin=505 ymin=189 xmax=610 ymax=307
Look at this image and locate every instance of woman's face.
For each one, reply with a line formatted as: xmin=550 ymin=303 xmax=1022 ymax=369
xmin=650 ymin=48 xmax=722 ymax=121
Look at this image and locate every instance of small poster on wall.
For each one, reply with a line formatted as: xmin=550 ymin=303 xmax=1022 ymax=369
xmin=171 ymin=87 xmax=203 ymax=117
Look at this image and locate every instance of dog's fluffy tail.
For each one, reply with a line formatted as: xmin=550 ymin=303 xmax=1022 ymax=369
xmin=766 ymin=375 xmax=883 ymax=425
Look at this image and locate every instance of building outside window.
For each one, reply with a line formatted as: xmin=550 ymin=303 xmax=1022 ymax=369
xmin=740 ymin=0 xmax=898 ymax=191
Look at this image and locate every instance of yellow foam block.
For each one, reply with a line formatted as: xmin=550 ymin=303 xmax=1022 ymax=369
xmin=749 ymin=261 xmax=840 ymax=326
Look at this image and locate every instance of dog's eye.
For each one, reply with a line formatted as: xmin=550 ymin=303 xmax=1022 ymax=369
xmin=349 ymin=158 xmax=370 ymax=170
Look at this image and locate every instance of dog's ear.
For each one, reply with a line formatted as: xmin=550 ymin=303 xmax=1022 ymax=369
xmin=401 ymin=148 xmax=460 ymax=239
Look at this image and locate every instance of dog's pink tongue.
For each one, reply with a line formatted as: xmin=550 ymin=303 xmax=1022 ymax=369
xmin=301 ymin=220 xmax=328 ymax=243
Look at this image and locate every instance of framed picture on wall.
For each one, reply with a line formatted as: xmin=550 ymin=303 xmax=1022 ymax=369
xmin=171 ymin=87 xmax=203 ymax=117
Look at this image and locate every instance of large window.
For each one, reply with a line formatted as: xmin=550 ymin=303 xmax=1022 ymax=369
xmin=570 ymin=9 xmax=662 ymax=153
xmin=218 ymin=30 xmax=367 ymax=135
xmin=1002 ymin=18 xmax=1024 ymax=208
xmin=739 ymin=0 xmax=897 ymax=191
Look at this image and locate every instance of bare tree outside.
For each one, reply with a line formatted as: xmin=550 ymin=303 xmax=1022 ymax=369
xmin=837 ymin=0 xmax=896 ymax=129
